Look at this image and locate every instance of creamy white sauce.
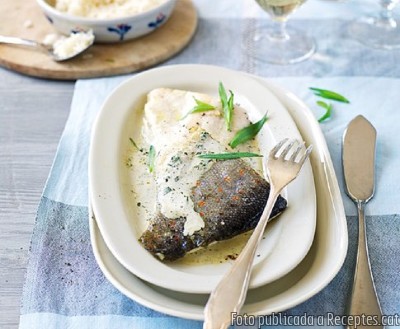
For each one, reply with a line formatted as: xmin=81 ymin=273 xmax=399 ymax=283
xmin=127 ymin=88 xmax=263 ymax=237
xmin=154 ymin=130 xmax=228 ymax=236
xmin=53 ymin=0 xmax=168 ymax=19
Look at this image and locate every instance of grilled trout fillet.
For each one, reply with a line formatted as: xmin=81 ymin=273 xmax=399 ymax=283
xmin=135 ymin=87 xmax=287 ymax=261
xmin=139 ymin=159 xmax=287 ymax=261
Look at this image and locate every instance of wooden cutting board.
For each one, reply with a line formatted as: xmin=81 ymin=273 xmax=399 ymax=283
xmin=0 ymin=0 xmax=197 ymax=80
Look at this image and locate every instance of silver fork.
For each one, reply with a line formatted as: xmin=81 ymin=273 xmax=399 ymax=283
xmin=203 ymin=138 xmax=313 ymax=329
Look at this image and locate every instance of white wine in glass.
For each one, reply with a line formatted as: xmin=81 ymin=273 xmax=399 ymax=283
xmin=246 ymin=0 xmax=315 ymax=64
xmin=256 ymin=0 xmax=305 ymax=20
xmin=349 ymin=0 xmax=400 ymax=49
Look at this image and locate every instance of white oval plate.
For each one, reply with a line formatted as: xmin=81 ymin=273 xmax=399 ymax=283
xmin=88 ymin=68 xmax=348 ymax=319
xmin=89 ymin=65 xmax=316 ymax=293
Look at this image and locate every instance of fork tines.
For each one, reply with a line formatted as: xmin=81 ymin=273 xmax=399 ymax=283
xmin=271 ymin=138 xmax=312 ymax=164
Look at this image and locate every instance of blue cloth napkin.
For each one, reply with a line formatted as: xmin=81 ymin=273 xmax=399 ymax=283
xmin=19 ymin=1 xmax=400 ymax=327
xmin=19 ymin=75 xmax=400 ymax=328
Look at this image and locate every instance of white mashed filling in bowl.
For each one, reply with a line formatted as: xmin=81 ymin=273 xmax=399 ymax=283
xmin=54 ymin=0 xmax=168 ymax=19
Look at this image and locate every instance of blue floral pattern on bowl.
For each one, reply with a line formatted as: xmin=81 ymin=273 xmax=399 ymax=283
xmin=107 ymin=24 xmax=132 ymax=41
xmin=71 ymin=27 xmax=89 ymax=34
xmin=45 ymin=15 xmax=53 ymax=24
xmin=148 ymin=13 xmax=166 ymax=29
xmin=37 ymin=0 xmax=176 ymax=42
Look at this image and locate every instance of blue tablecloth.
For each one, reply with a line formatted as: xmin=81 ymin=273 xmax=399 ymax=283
xmin=19 ymin=1 xmax=400 ymax=328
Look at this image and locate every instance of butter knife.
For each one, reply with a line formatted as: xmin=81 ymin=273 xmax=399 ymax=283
xmin=342 ymin=115 xmax=382 ymax=329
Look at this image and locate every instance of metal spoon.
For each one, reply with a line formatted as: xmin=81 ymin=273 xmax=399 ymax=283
xmin=0 ymin=34 xmax=94 ymax=62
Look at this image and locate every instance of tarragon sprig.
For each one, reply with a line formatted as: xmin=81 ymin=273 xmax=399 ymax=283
xmin=181 ymin=97 xmax=216 ymax=119
xmin=148 ymin=145 xmax=156 ymax=173
xmin=219 ymin=82 xmax=234 ymax=131
xmin=229 ymin=113 xmax=268 ymax=149
xmin=310 ymin=87 xmax=350 ymax=104
xmin=316 ymin=101 xmax=333 ymax=122
xmin=198 ymin=152 xmax=263 ymax=160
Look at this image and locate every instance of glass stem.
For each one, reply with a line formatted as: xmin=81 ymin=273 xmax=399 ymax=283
xmin=378 ymin=0 xmax=397 ymax=28
xmin=270 ymin=20 xmax=290 ymax=41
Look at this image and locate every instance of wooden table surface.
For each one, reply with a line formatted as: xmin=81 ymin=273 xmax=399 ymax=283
xmin=2 ymin=2 xmax=400 ymax=327
xmin=0 ymin=67 xmax=74 ymax=328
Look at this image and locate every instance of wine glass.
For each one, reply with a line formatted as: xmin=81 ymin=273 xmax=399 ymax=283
xmin=349 ymin=0 xmax=400 ymax=50
xmin=246 ymin=0 xmax=315 ymax=65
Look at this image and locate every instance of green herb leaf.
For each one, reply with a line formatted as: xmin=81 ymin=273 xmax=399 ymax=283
xmin=129 ymin=137 xmax=139 ymax=149
xmin=198 ymin=152 xmax=263 ymax=160
xmin=229 ymin=113 xmax=268 ymax=149
xmin=316 ymin=101 xmax=333 ymax=122
xmin=181 ymin=97 xmax=216 ymax=119
xmin=148 ymin=145 xmax=156 ymax=173
xmin=219 ymin=82 xmax=234 ymax=131
xmin=310 ymin=87 xmax=350 ymax=103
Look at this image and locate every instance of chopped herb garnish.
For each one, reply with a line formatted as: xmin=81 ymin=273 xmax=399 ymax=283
xmin=200 ymin=131 xmax=209 ymax=141
xmin=316 ymin=101 xmax=333 ymax=122
xmin=198 ymin=152 xmax=263 ymax=160
xmin=229 ymin=113 xmax=268 ymax=149
xmin=163 ymin=186 xmax=172 ymax=195
xmin=148 ymin=145 xmax=155 ymax=173
xmin=171 ymin=155 xmax=181 ymax=163
xmin=219 ymin=82 xmax=234 ymax=131
xmin=125 ymin=157 xmax=133 ymax=168
xmin=181 ymin=97 xmax=216 ymax=119
xmin=129 ymin=138 xmax=139 ymax=149
xmin=310 ymin=87 xmax=350 ymax=103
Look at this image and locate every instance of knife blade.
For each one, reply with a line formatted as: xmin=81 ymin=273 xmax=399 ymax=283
xmin=343 ymin=115 xmax=376 ymax=202
xmin=342 ymin=115 xmax=382 ymax=329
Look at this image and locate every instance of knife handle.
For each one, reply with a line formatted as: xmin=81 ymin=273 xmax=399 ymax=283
xmin=347 ymin=202 xmax=383 ymax=329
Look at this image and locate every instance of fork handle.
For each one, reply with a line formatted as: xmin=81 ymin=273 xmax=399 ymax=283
xmin=203 ymin=187 xmax=279 ymax=329
xmin=347 ymin=202 xmax=383 ymax=329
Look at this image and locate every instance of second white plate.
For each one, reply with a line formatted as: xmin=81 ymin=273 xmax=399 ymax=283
xmin=89 ymin=65 xmax=316 ymax=293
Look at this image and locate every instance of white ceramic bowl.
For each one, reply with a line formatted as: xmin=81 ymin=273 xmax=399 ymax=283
xmin=36 ymin=0 xmax=177 ymax=43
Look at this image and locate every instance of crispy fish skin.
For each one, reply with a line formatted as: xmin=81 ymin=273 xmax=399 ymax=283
xmin=139 ymin=159 xmax=287 ymax=261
